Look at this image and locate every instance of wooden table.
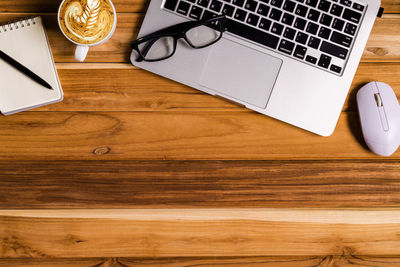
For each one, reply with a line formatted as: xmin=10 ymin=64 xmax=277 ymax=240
xmin=1 ymin=0 xmax=400 ymax=266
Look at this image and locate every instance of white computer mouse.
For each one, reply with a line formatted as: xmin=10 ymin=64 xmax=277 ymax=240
xmin=357 ymin=82 xmax=400 ymax=156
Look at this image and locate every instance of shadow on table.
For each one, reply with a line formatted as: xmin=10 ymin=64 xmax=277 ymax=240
xmin=346 ymin=86 xmax=369 ymax=151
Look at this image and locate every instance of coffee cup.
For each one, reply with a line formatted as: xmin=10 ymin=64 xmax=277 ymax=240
xmin=57 ymin=0 xmax=117 ymax=62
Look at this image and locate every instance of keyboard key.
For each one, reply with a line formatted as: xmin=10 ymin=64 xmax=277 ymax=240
xmin=223 ymin=0 xmax=231 ymax=3
xmin=294 ymin=17 xmax=307 ymax=30
xmin=210 ymin=0 xmax=223 ymax=12
xmin=353 ymin=3 xmax=364 ymax=12
xmin=189 ymin=5 xmax=203 ymax=18
xmin=318 ymin=59 xmax=330 ymax=68
xmin=198 ymin=0 xmax=210 ymax=7
xmin=226 ymin=18 xmax=280 ymax=49
xmin=343 ymin=8 xmax=362 ymax=23
xmin=245 ymin=0 xmax=257 ymax=11
xmin=305 ymin=0 xmax=318 ymax=7
xmin=177 ymin=1 xmax=190 ymax=15
xmin=332 ymin=18 xmax=345 ymax=31
xmin=282 ymin=13 xmax=295 ymax=25
xmin=271 ymin=0 xmax=284 ymax=8
xmin=295 ymin=4 xmax=308 ymax=17
xmin=278 ymin=39 xmax=295 ymax=54
xmin=234 ymin=9 xmax=247 ymax=21
xmin=259 ymin=18 xmax=272 ymax=30
xmin=320 ymin=41 xmax=348 ymax=59
xmin=344 ymin=22 xmax=357 ymax=35
xmin=232 ymin=0 xmax=244 ymax=7
xmin=295 ymin=32 xmax=309 ymax=44
xmin=164 ymin=0 xmax=179 ymax=10
xmin=202 ymin=10 xmax=217 ymax=19
xmin=340 ymin=0 xmax=352 ymax=7
xmin=308 ymin=36 xmax=321 ymax=49
xmin=271 ymin=22 xmax=284 ymax=35
xmin=318 ymin=0 xmax=331 ymax=11
xmin=270 ymin=8 xmax=283 ymax=21
xmin=246 ymin=13 xmax=260 ymax=25
xmin=306 ymin=55 xmax=317 ymax=64
xmin=330 ymin=64 xmax=342 ymax=73
xmin=283 ymin=0 xmax=296 ymax=12
xmin=283 ymin=27 xmax=296 ymax=39
xmin=320 ymin=14 xmax=333 ymax=26
xmin=222 ymin=4 xmax=235 ymax=16
xmin=320 ymin=54 xmax=332 ymax=62
xmin=318 ymin=26 xmax=331 ymax=39
xmin=306 ymin=22 xmax=319 ymax=35
xmin=318 ymin=53 xmax=331 ymax=68
xmin=260 ymin=0 xmax=269 ymax=3
xmin=330 ymin=4 xmax=343 ymax=16
xmin=257 ymin=4 xmax=270 ymax=16
xmin=294 ymin=45 xmax=307 ymax=59
xmin=331 ymin=31 xmax=352 ymax=47
xmin=307 ymin=9 xmax=321 ymax=22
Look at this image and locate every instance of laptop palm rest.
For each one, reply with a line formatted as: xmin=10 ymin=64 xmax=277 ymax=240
xmin=199 ymin=39 xmax=282 ymax=109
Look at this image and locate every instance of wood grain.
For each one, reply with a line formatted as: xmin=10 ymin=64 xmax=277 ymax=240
xmin=0 ymin=111 xmax=391 ymax=160
xmin=0 ymin=14 xmax=398 ymax=63
xmin=20 ymin=62 xmax=396 ymax=113
xmin=0 ymin=160 xmax=400 ymax=209
xmin=3 ymin=256 xmax=400 ymax=266
xmin=0 ymin=0 xmax=148 ymax=13
xmin=2 ymin=209 xmax=400 ymax=257
xmin=1 ymin=0 xmax=399 ymax=13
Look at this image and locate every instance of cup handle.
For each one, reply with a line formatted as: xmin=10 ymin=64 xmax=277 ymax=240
xmin=75 ymin=45 xmax=89 ymax=62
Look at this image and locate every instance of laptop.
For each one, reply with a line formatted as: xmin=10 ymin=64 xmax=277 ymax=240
xmin=131 ymin=0 xmax=381 ymax=136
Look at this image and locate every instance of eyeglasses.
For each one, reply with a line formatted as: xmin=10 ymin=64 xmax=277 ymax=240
xmin=131 ymin=15 xmax=227 ymax=62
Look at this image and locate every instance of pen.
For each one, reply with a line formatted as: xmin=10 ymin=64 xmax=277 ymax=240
xmin=0 ymin=50 xmax=53 ymax=90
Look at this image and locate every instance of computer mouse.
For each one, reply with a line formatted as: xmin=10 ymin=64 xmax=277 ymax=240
xmin=357 ymin=82 xmax=400 ymax=156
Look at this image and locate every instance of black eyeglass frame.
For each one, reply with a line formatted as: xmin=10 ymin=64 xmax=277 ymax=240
xmin=131 ymin=15 xmax=227 ymax=62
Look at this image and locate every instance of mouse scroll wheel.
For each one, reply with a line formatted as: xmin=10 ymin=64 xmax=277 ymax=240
xmin=374 ymin=93 xmax=383 ymax=107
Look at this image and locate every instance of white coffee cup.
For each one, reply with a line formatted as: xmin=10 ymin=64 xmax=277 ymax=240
xmin=57 ymin=0 xmax=117 ymax=62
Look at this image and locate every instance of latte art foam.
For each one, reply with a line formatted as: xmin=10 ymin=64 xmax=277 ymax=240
xmin=59 ymin=0 xmax=115 ymax=44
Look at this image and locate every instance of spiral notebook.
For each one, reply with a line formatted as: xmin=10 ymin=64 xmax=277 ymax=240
xmin=0 ymin=16 xmax=63 ymax=115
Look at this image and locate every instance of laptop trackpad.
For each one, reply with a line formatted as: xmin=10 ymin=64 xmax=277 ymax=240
xmin=199 ymin=39 xmax=282 ymax=109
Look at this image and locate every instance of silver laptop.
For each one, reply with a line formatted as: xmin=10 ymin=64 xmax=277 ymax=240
xmin=131 ymin=0 xmax=381 ymax=136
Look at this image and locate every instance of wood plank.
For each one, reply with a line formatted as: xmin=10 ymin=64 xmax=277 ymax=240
xmin=1 ymin=0 xmax=399 ymax=13
xmin=24 ymin=62 xmax=397 ymax=112
xmin=0 ymin=111 xmax=393 ymax=160
xmin=0 ymin=13 xmax=140 ymax=63
xmin=365 ymin=14 xmax=400 ymax=62
xmin=0 ymin=0 xmax=147 ymax=13
xmin=1 ymin=160 xmax=400 ymax=209
xmin=2 ymin=209 xmax=400 ymax=257
xmin=3 ymin=256 xmax=400 ymax=266
xmin=51 ymin=65 xmax=242 ymax=112
xmin=0 ymin=14 xmax=398 ymax=63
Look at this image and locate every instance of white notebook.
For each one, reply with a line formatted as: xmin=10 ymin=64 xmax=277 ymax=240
xmin=0 ymin=16 xmax=63 ymax=115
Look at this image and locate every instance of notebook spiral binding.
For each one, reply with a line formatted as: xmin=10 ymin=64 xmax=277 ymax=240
xmin=0 ymin=17 xmax=36 ymax=33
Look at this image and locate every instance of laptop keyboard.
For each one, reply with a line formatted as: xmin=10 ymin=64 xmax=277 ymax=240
xmin=162 ymin=0 xmax=367 ymax=76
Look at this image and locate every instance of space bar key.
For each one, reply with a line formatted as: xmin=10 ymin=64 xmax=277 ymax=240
xmin=225 ymin=19 xmax=279 ymax=50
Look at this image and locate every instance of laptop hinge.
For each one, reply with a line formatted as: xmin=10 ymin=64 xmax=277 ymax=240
xmin=377 ymin=7 xmax=384 ymax=18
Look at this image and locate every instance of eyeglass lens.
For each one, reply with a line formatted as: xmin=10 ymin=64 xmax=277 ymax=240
xmin=137 ymin=20 xmax=223 ymax=61
xmin=137 ymin=36 xmax=175 ymax=61
xmin=185 ymin=23 xmax=222 ymax=48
